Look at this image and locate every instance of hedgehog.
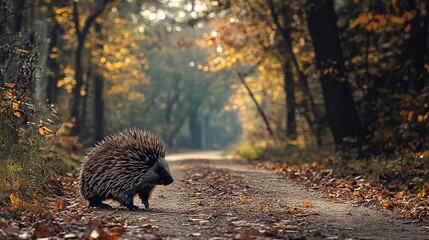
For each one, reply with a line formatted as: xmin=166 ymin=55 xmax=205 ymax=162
xmin=78 ymin=128 xmax=174 ymax=210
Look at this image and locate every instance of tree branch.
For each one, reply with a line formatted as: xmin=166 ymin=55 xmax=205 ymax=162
xmin=72 ymin=1 xmax=81 ymax=40
xmin=81 ymin=0 xmax=114 ymax=39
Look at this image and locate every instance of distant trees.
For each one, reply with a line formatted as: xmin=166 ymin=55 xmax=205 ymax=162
xmin=1 ymin=0 xmax=426 ymax=154
xmin=206 ymin=0 xmax=428 ymax=155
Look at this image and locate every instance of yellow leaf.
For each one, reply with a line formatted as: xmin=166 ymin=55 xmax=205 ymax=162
xmin=39 ymin=126 xmax=53 ymax=136
xmin=9 ymin=193 xmax=21 ymax=206
xmin=39 ymin=127 xmax=45 ymax=135
xmin=13 ymin=111 xmax=21 ymax=117
xmin=12 ymin=101 xmax=19 ymax=110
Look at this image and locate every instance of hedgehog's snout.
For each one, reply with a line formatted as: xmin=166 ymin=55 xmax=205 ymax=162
xmin=161 ymin=176 xmax=174 ymax=185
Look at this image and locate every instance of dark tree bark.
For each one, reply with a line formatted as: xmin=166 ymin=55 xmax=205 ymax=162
xmin=93 ymin=74 xmax=104 ymax=143
xmin=46 ymin=30 xmax=59 ymax=104
xmin=70 ymin=0 xmax=112 ymax=135
xmin=268 ymin=0 xmax=324 ymax=143
xmin=403 ymin=1 xmax=428 ymax=91
xmin=267 ymin=0 xmax=297 ymax=140
xmin=93 ymin=22 xmax=104 ymax=144
xmin=10 ymin=0 xmax=25 ymax=33
xmin=46 ymin=21 xmax=61 ymax=104
xmin=306 ymin=0 xmax=363 ymax=151
xmin=283 ymin=55 xmax=297 ymax=140
xmin=80 ymin=58 xmax=91 ymax=132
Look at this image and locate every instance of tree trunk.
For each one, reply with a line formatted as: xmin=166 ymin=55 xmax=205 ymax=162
xmin=93 ymin=22 xmax=104 ymax=144
xmin=188 ymin=105 xmax=202 ymax=149
xmin=403 ymin=1 xmax=428 ymax=91
xmin=283 ymin=55 xmax=297 ymax=140
xmin=306 ymin=0 xmax=363 ymax=152
xmin=70 ymin=0 xmax=112 ymax=135
xmin=70 ymin=42 xmax=84 ymax=134
xmin=93 ymin=74 xmax=104 ymax=143
xmin=46 ymin=23 xmax=60 ymax=104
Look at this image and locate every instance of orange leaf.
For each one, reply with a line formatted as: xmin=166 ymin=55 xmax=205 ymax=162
xmin=302 ymin=201 xmax=311 ymax=207
xmin=5 ymin=90 xmax=13 ymax=99
xmin=53 ymin=198 xmax=67 ymax=212
xmin=9 ymin=193 xmax=21 ymax=206
xmin=404 ymin=24 xmax=411 ymax=33
xmin=6 ymin=82 xmax=15 ymax=88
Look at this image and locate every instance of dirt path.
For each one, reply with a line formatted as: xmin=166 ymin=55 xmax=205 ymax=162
xmin=74 ymin=151 xmax=427 ymax=239
xmin=6 ymin=152 xmax=427 ymax=239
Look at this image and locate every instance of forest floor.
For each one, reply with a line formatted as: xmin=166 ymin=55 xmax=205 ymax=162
xmin=1 ymin=151 xmax=428 ymax=239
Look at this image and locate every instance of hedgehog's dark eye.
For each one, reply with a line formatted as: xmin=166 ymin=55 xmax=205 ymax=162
xmin=157 ymin=168 xmax=166 ymax=175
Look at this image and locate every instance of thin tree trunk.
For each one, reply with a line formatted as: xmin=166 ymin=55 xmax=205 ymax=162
xmin=93 ymin=22 xmax=104 ymax=144
xmin=283 ymin=56 xmax=297 ymax=140
xmin=188 ymin=105 xmax=202 ymax=149
xmin=46 ymin=19 xmax=61 ymax=104
xmin=306 ymin=0 xmax=363 ymax=152
xmin=237 ymin=72 xmax=275 ymax=138
xmin=70 ymin=0 xmax=112 ymax=135
xmin=403 ymin=1 xmax=428 ymax=91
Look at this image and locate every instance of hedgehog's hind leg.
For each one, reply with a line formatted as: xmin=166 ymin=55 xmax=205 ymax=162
xmin=119 ymin=193 xmax=139 ymax=210
xmin=88 ymin=196 xmax=112 ymax=209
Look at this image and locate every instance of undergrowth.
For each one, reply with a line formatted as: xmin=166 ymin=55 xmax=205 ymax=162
xmin=231 ymin=141 xmax=429 ymax=196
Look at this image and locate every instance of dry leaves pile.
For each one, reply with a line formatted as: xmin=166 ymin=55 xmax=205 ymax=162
xmin=262 ymin=162 xmax=429 ymax=221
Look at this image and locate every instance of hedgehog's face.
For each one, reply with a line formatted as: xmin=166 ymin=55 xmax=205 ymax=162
xmin=145 ymin=157 xmax=174 ymax=186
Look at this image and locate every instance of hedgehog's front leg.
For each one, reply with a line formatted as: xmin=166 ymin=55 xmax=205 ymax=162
xmin=138 ymin=185 xmax=155 ymax=209
xmin=138 ymin=191 xmax=150 ymax=209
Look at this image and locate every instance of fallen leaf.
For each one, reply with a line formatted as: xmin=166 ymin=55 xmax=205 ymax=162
xmin=53 ymin=198 xmax=67 ymax=212
xmin=302 ymin=201 xmax=311 ymax=207
xmin=9 ymin=194 xmax=21 ymax=207
xmin=32 ymin=223 xmax=52 ymax=239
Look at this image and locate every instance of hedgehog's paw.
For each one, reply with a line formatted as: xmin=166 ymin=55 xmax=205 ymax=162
xmin=124 ymin=204 xmax=139 ymax=211
xmin=97 ymin=203 xmax=113 ymax=209
xmin=142 ymin=200 xmax=150 ymax=209
xmin=88 ymin=198 xmax=112 ymax=209
xmin=89 ymin=202 xmax=112 ymax=209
